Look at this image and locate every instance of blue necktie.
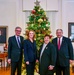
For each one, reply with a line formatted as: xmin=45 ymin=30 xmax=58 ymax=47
xmin=17 ymin=37 xmax=20 ymax=48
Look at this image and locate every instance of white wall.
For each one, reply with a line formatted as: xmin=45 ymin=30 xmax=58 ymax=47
xmin=62 ymin=0 xmax=74 ymax=36
xmin=22 ymin=0 xmax=58 ymax=11
xmin=0 ymin=0 xmax=24 ymax=50
xmin=62 ymin=0 xmax=74 ymax=47
xmin=0 ymin=0 xmax=25 ymax=37
xmin=0 ymin=0 xmax=16 ymax=37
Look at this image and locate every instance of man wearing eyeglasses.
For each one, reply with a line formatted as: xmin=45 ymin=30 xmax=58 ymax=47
xmin=52 ymin=29 xmax=73 ymax=75
xmin=8 ymin=27 xmax=24 ymax=75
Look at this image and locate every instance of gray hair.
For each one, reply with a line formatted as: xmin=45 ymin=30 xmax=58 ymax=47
xmin=56 ymin=29 xmax=63 ymax=32
xmin=15 ymin=26 xmax=22 ymax=30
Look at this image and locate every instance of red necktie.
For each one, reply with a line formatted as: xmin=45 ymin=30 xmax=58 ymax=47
xmin=58 ymin=38 xmax=60 ymax=50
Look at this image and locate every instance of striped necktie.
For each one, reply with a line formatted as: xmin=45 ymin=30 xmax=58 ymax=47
xmin=17 ymin=36 xmax=20 ymax=48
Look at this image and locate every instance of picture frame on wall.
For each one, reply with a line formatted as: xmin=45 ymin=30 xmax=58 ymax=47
xmin=0 ymin=26 xmax=8 ymax=44
xmin=68 ymin=22 xmax=74 ymax=42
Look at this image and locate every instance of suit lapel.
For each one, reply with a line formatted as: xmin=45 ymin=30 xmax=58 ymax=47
xmin=40 ymin=44 xmax=43 ymax=54
xmin=13 ymin=36 xmax=19 ymax=47
xmin=55 ymin=38 xmax=58 ymax=49
xmin=19 ymin=36 xmax=22 ymax=47
xmin=27 ymin=39 xmax=33 ymax=49
xmin=40 ymin=43 xmax=49 ymax=55
xmin=33 ymin=41 xmax=36 ymax=50
xmin=14 ymin=36 xmax=21 ymax=48
xmin=60 ymin=37 xmax=65 ymax=49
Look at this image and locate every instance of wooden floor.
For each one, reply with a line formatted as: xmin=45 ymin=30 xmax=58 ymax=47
xmin=0 ymin=67 xmax=74 ymax=75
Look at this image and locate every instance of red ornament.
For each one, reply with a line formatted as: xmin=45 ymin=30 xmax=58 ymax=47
xmin=31 ymin=10 xmax=36 ymax=14
xmin=49 ymin=35 xmax=53 ymax=39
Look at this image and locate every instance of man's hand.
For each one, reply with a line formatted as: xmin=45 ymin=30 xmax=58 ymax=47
xmin=69 ymin=60 xmax=73 ymax=64
xmin=26 ymin=61 xmax=29 ymax=65
xmin=48 ymin=65 xmax=54 ymax=70
xmin=8 ymin=59 xmax=11 ymax=64
xmin=36 ymin=59 xmax=39 ymax=63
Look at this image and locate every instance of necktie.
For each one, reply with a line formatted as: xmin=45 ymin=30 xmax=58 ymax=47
xmin=58 ymin=38 xmax=60 ymax=50
xmin=17 ymin=36 xmax=20 ymax=48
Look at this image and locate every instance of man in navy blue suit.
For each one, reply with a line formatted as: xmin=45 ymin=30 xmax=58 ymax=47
xmin=8 ymin=27 xmax=24 ymax=75
xmin=52 ymin=29 xmax=73 ymax=75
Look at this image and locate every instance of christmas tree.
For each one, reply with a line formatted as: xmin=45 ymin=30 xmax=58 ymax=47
xmin=22 ymin=0 xmax=52 ymax=75
xmin=25 ymin=0 xmax=52 ymax=51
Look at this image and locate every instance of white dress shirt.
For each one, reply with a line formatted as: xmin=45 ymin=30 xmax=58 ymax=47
xmin=57 ymin=37 xmax=63 ymax=46
xmin=40 ymin=43 xmax=47 ymax=61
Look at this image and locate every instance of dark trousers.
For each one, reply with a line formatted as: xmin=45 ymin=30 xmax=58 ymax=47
xmin=40 ymin=71 xmax=54 ymax=75
xmin=39 ymin=68 xmax=54 ymax=75
xmin=40 ymin=74 xmax=53 ymax=75
xmin=11 ymin=60 xmax=22 ymax=75
xmin=26 ymin=62 xmax=35 ymax=75
xmin=55 ymin=66 xmax=70 ymax=75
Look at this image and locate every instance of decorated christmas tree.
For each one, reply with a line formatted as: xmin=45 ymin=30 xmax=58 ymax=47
xmin=25 ymin=0 xmax=52 ymax=50
xmin=22 ymin=0 xmax=52 ymax=75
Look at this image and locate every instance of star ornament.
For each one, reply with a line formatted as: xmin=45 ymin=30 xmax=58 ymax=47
xmin=34 ymin=0 xmax=40 ymax=6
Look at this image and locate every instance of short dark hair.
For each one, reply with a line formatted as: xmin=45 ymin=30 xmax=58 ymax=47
xmin=44 ymin=34 xmax=50 ymax=38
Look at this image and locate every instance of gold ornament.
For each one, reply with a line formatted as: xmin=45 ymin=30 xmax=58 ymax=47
xmin=38 ymin=34 xmax=41 ymax=36
xmin=43 ymin=12 xmax=46 ymax=15
xmin=44 ymin=19 xmax=46 ymax=21
xmin=38 ymin=9 xmax=40 ymax=12
xmin=46 ymin=24 xmax=49 ymax=27
xmin=31 ymin=24 xmax=34 ymax=26
xmin=38 ymin=18 xmax=43 ymax=23
xmin=40 ymin=39 xmax=43 ymax=43
xmin=44 ymin=28 xmax=45 ymax=30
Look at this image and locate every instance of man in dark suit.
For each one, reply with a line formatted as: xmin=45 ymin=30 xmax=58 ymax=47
xmin=8 ymin=27 xmax=24 ymax=75
xmin=52 ymin=29 xmax=73 ymax=75
xmin=39 ymin=35 xmax=56 ymax=75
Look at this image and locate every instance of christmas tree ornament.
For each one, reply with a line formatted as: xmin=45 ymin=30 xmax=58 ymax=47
xmin=40 ymin=39 xmax=43 ymax=43
xmin=43 ymin=28 xmax=45 ymax=30
xmin=38 ymin=18 xmax=43 ymax=23
xmin=38 ymin=34 xmax=41 ymax=36
xmin=31 ymin=10 xmax=36 ymax=14
xmin=31 ymin=24 xmax=34 ymax=27
xmin=34 ymin=0 xmax=40 ymax=6
xmin=46 ymin=24 xmax=49 ymax=27
xmin=49 ymin=35 xmax=53 ymax=39
xmin=38 ymin=9 xmax=40 ymax=12
xmin=43 ymin=12 xmax=46 ymax=16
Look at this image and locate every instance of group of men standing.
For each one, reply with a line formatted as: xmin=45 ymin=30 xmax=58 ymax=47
xmin=8 ymin=27 xmax=73 ymax=75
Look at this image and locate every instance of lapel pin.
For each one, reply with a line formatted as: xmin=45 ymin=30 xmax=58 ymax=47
xmin=46 ymin=47 xmax=48 ymax=49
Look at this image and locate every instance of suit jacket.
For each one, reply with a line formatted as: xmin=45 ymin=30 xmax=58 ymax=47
xmin=39 ymin=42 xmax=56 ymax=75
xmin=24 ymin=39 xmax=37 ymax=62
xmin=8 ymin=35 xmax=24 ymax=62
xmin=52 ymin=36 xmax=73 ymax=67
